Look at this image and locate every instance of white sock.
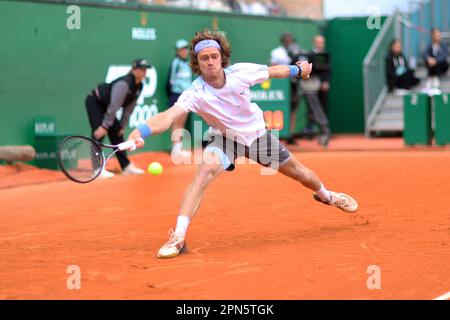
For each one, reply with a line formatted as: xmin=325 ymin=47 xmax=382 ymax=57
xmin=175 ymin=215 xmax=190 ymax=236
xmin=315 ymin=184 xmax=331 ymax=202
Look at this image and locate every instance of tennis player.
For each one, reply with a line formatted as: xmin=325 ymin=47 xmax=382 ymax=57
xmin=127 ymin=29 xmax=358 ymax=259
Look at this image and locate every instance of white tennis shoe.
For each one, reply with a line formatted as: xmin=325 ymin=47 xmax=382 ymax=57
xmin=99 ymin=169 xmax=115 ymax=179
xmin=122 ymin=162 xmax=144 ymax=175
xmin=157 ymin=229 xmax=186 ymax=259
xmin=313 ymin=191 xmax=358 ymax=213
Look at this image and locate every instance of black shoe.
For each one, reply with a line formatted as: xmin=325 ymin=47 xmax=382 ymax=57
xmin=286 ymin=137 xmax=296 ymax=145
xmin=318 ymin=134 xmax=330 ymax=147
xmin=297 ymin=128 xmax=316 ymax=140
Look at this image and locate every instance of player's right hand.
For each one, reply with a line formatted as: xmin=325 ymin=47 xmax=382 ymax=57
xmin=94 ymin=126 xmax=108 ymax=140
xmin=127 ymin=130 xmax=145 ymax=150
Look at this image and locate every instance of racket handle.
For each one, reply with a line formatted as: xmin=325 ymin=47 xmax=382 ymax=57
xmin=118 ymin=140 xmax=136 ymax=151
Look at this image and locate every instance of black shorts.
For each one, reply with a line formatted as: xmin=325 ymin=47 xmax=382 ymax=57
xmin=204 ymin=131 xmax=291 ymax=171
xmin=168 ymin=93 xmax=181 ymax=107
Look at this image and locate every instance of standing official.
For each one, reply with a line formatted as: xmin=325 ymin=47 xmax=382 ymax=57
xmin=85 ymin=59 xmax=148 ymax=178
xmin=167 ymin=39 xmax=193 ymax=159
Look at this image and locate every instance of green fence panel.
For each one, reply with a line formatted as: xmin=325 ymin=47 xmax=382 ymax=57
xmin=325 ymin=17 xmax=384 ymax=133
xmin=0 ymin=0 xmax=319 ymax=154
xmin=34 ymin=134 xmax=70 ymax=169
xmin=403 ymin=93 xmax=432 ymax=146
xmin=434 ymin=93 xmax=450 ymax=146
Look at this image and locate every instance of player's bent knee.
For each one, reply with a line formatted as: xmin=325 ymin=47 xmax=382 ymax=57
xmin=203 ymin=147 xmax=232 ymax=171
xmin=197 ymin=163 xmax=222 ymax=185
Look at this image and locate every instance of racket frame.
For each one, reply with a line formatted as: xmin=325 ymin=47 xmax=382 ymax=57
xmin=57 ymin=135 xmax=134 ymax=183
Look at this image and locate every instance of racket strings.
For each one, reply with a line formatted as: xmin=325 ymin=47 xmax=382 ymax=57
xmin=59 ymin=137 xmax=104 ymax=182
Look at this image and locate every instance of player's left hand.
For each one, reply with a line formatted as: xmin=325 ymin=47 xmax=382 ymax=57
xmin=296 ymin=60 xmax=313 ymax=80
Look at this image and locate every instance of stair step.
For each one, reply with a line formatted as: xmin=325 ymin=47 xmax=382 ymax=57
xmin=383 ymin=93 xmax=403 ymax=102
xmin=379 ymin=108 xmax=403 ymax=114
xmin=368 ymin=77 xmax=450 ymax=134
xmin=382 ymin=103 xmax=403 ymax=110
xmin=377 ymin=114 xmax=403 ymax=121
xmin=370 ymin=119 xmax=404 ymax=131
xmin=377 ymin=109 xmax=404 ymax=121
xmin=384 ymin=96 xmax=404 ymax=104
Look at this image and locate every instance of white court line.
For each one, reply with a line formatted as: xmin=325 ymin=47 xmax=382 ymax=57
xmin=434 ymin=291 xmax=450 ymax=300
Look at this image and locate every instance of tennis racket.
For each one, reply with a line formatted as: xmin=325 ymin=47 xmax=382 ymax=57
xmin=58 ymin=135 xmax=136 ymax=183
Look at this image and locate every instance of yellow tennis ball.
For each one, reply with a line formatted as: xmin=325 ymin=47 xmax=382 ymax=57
xmin=147 ymin=162 xmax=163 ymax=175
xmin=261 ymin=80 xmax=271 ymax=90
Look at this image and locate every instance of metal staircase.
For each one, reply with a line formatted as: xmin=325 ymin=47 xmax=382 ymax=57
xmin=367 ymin=69 xmax=450 ymax=135
xmin=369 ymin=94 xmax=404 ymax=132
xmin=363 ymin=12 xmax=400 ymax=137
xmin=363 ymin=4 xmax=450 ymax=137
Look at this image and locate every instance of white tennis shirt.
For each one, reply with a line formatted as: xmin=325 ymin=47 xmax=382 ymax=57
xmin=177 ymin=63 xmax=269 ymax=146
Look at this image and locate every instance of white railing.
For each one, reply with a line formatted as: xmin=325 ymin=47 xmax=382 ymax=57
xmin=363 ymin=12 xmax=400 ymax=137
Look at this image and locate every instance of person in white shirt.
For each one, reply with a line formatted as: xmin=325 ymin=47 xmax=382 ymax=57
xmin=127 ymin=29 xmax=358 ymax=259
xmin=238 ymin=0 xmax=268 ymax=15
xmin=270 ymin=32 xmax=302 ymax=66
xmin=270 ymin=32 xmax=302 ymax=144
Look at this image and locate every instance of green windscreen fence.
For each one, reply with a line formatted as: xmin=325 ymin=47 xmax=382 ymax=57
xmin=325 ymin=17 xmax=383 ymax=133
xmin=0 ymin=0 xmax=382 ymax=159
xmin=0 ymin=0 xmax=318 ymax=153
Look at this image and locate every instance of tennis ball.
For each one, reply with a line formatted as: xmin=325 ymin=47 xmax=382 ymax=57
xmin=147 ymin=162 xmax=163 ymax=175
xmin=261 ymin=80 xmax=271 ymax=90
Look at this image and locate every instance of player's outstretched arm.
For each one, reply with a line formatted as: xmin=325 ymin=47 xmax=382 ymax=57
xmin=268 ymin=61 xmax=312 ymax=80
xmin=127 ymin=104 xmax=186 ymax=149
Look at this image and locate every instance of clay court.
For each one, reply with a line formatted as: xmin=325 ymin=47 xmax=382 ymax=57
xmin=0 ymin=137 xmax=449 ymax=300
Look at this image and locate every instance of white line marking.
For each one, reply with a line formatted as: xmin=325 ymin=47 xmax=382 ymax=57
xmin=434 ymin=291 xmax=450 ymax=300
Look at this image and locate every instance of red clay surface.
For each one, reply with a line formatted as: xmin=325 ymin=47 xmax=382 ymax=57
xmin=0 ymin=137 xmax=449 ymax=300
xmin=286 ymin=134 xmax=450 ymax=152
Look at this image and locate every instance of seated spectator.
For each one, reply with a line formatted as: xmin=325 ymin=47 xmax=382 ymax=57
xmin=147 ymin=0 xmax=284 ymax=16
xmin=165 ymin=0 xmax=191 ymax=8
xmin=238 ymin=0 xmax=268 ymax=15
xmin=385 ymin=39 xmax=420 ymax=93
xmin=226 ymin=0 xmax=241 ymax=11
xmin=192 ymin=0 xmax=232 ymax=12
xmin=264 ymin=0 xmax=285 ymax=16
xmin=422 ymin=28 xmax=449 ymax=89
